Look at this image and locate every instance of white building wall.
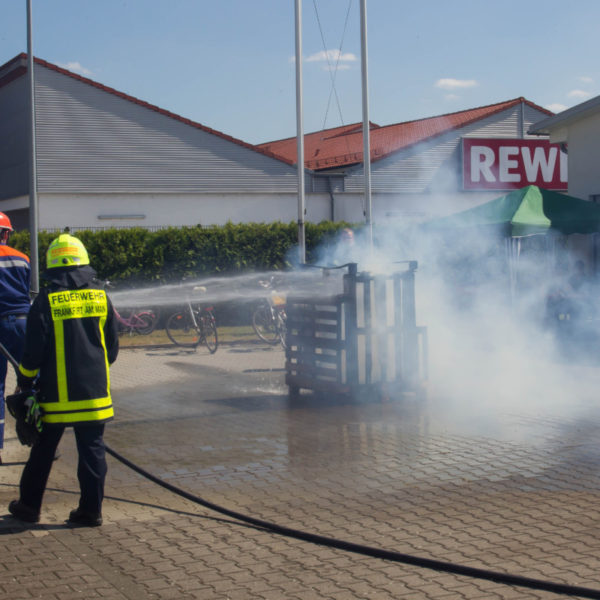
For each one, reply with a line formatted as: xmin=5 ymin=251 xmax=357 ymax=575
xmin=563 ymin=113 xmax=600 ymax=201
xmin=10 ymin=186 xmax=519 ymax=231
xmin=38 ymin=193 xmax=333 ymax=230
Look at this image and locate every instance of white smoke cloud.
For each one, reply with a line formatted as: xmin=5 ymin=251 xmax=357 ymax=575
xmin=112 ymin=191 xmax=600 ymax=446
xmin=578 ymin=76 xmax=593 ymax=84
xmin=410 ymin=224 xmax=597 ymax=432
xmin=304 ymin=186 xmax=600 ymax=443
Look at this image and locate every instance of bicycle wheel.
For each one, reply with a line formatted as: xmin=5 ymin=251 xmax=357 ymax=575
xmin=200 ymin=313 xmax=218 ymax=354
xmin=165 ymin=311 xmax=201 ymax=348
xmin=252 ymin=303 xmax=279 ymax=344
xmin=134 ymin=311 xmax=158 ymax=335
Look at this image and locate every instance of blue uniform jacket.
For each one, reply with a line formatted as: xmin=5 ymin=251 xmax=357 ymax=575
xmin=0 ymin=245 xmax=31 ymax=316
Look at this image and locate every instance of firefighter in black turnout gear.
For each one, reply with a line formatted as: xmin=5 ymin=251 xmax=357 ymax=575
xmin=8 ymin=234 xmax=119 ymax=526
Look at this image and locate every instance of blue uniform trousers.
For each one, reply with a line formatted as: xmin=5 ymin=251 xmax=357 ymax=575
xmin=0 ymin=314 xmax=27 ymax=450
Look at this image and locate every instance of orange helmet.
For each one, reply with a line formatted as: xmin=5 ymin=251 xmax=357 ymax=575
xmin=0 ymin=212 xmax=13 ymax=231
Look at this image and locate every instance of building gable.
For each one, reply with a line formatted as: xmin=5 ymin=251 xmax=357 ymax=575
xmin=0 ymin=55 xmax=298 ymax=197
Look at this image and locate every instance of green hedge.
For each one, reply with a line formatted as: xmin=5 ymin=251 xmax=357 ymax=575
xmin=10 ymin=221 xmax=352 ymax=286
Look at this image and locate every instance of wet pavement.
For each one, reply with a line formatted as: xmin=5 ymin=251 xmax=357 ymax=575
xmin=1 ymin=341 xmax=600 ymax=599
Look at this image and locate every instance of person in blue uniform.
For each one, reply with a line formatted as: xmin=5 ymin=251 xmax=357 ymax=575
xmin=0 ymin=212 xmax=30 ymax=465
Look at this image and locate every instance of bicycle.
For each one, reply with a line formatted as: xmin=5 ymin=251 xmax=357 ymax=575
xmin=165 ymin=288 xmax=218 ymax=353
xmin=252 ymin=278 xmax=287 ymax=349
xmin=103 ymin=281 xmax=158 ymax=335
xmin=114 ymin=306 xmax=158 ymax=336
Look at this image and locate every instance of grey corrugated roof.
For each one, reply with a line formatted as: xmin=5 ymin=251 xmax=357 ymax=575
xmin=0 ymin=53 xmax=294 ymax=166
xmin=529 ymin=95 xmax=600 ymax=134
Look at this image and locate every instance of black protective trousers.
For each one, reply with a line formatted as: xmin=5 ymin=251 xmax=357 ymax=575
xmin=19 ymin=423 xmax=107 ymax=515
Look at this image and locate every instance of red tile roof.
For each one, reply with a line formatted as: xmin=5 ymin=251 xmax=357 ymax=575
xmin=0 ymin=54 xmax=294 ymax=166
xmin=258 ymin=98 xmax=554 ymax=170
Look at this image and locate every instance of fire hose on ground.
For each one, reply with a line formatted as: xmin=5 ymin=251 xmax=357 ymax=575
xmin=105 ymin=444 xmax=600 ymax=599
xmin=2 ymin=342 xmax=600 ymax=599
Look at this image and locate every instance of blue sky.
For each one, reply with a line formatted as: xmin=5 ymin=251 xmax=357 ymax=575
xmin=2 ymin=0 xmax=599 ymax=144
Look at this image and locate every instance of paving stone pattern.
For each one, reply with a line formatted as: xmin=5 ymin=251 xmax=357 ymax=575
xmin=1 ymin=343 xmax=599 ymax=599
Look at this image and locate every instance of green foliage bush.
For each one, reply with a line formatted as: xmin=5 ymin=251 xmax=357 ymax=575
xmin=10 ymin=221 xmax=355 ymax=287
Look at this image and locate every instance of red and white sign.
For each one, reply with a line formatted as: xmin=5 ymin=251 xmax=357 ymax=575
xmin=462 ymin=138 xmax=567 ymax=191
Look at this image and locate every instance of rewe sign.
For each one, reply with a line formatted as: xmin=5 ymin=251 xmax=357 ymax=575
xmin=462 ymin=138 xmax=567 ymax=191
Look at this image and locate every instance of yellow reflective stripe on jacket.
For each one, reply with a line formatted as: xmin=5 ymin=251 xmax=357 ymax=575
xmin=98 ymin=312 xmax=111 ymax=399
xmin=53 ymin=318 xmax=69 ymax=404
xmin=42 ymin=405 xmax=114 ymax=425
xmin=42 ymin=404 xmax=114 ymax=424
xmin=40 ymin=405 xmax=115 ymax=425
xmin=41 ymin=395 xmax=112 ymax=413
xmin=18 ymin=364 xmax=39 ymax=378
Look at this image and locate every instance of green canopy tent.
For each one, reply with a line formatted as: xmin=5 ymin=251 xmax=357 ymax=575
xmin=424 ymin=185 xmax=600 ymax=237
xmin=422 ymin=185 xmax=600 ymax=301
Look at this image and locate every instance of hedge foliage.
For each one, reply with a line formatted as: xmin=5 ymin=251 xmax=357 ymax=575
xmin=10 ymin=221 xmax=352 ymax=287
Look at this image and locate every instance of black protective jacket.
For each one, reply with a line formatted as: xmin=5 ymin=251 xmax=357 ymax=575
xmin=17 ymin=266 xmax=119 ymax=426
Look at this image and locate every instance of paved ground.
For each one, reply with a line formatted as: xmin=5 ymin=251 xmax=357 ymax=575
xmin=1 ymin=339 xmax=600 ymax=599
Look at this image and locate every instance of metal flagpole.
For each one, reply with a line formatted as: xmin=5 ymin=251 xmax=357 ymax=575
xmin=295 ymin=0 xmax=306 ymax=264
xmin=27 ymin=0 xmax=39 ymax=295
xmin=359 ymin=0 xmax=373 ymax=248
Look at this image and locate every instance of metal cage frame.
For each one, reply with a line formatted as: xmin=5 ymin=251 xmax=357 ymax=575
xmin=285 ymin=262 xmax=428 ymax=400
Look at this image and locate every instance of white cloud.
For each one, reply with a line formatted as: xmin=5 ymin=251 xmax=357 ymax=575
xmin=579 ymin=76 xmax=593 ymax=84
xmin=568 ymin=89 xmax=592 ymax=99
xmin=545 ymin=103 xmax=568 ymax=113
xmin=435 ymin=78 xmax=478 ymax=90
xmin=58 ymin=61 xmax=92 ymax=76
xmin=305 ymin=49 xmax=357 ymax=63
xmin=444 ymin=94 xmax=459 ymax=101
